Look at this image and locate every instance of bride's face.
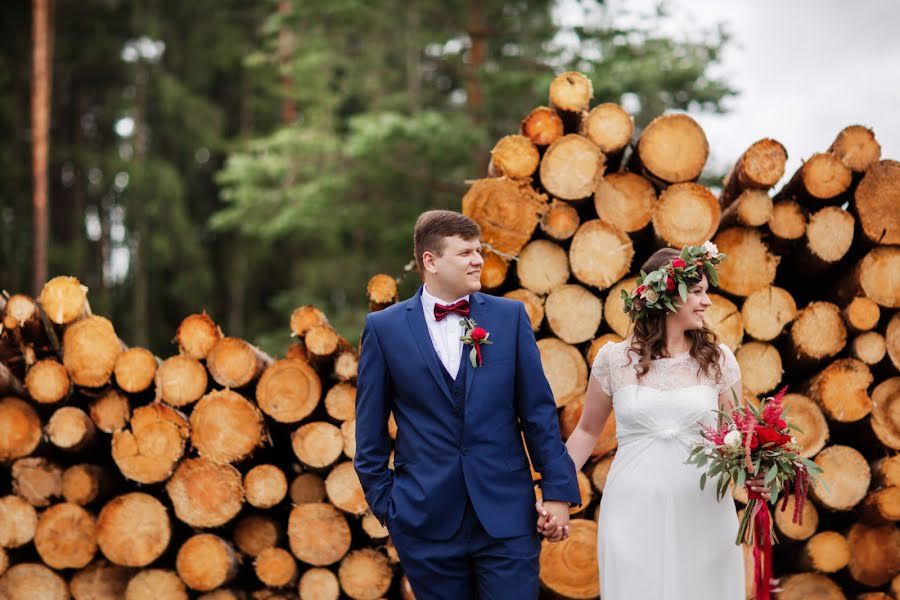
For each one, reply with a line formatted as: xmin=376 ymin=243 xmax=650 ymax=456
xmin=669 ymin=274 xmax=712 ymax=330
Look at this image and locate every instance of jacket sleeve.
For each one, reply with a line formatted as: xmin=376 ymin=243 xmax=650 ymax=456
xmin=353 ymin=314 xmax=394 ymax=523
xmin=514 ymin=303 xmax=582 ymax=505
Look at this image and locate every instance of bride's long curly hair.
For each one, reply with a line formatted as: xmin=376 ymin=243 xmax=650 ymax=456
xmin=626 ymin=248 xmax=723 ymax=383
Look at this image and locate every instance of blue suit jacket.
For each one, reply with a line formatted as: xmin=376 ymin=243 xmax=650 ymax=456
xmin=354 ymin=287 xmax=580 ymax=540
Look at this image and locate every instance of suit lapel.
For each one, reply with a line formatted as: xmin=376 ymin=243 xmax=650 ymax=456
xmin=406 ymin=287 xmax=454 ymax=405
xmin=464 ymin=292 xmax=487 ymax=400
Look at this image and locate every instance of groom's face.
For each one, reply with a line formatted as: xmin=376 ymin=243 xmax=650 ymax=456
xmin=423 ymin=235 xmax=484 ymax=298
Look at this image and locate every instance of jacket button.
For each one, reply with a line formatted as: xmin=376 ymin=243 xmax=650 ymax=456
xmin=452 ymin=407 xmax=461 ymax=417
xmin=462 ymin=447 xmax=469 ymax=455
xmin=453 ymin=389 xmax=462 ymax=398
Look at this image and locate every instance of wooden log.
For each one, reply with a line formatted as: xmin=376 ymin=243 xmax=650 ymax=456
xmin=62 ymin=463 xmax=108 ymax=506
xmin=590 ymin=454 xmax=615 ymax=493
xmin=325 ymin=383 xmax=356 ymax=422
xmin=479 ymin=249 xmax=509 ymax=291
xmin=774 ymin=152 xmax=853 ymax=205
xmin=811 ymin=445 xmax=871 ymax=511
xmin=176 ymin=533 xmax=239 ymax=592
xmin=197 ymin=590 xmax=247 ymax=600
xmin=114 ymin=347 xmax=157 ymax=393
xmin=244 ymin=464 xmax=287 ymax=509
xmin=175 ymin=312 xmax=222 ymax=360
xmin=594 ymin=172 xmax=655 ymax=233
xmin=0 ymin=494 xmax=38 ymax=548
xmin=338 ymin=548 xmax=392 ymax=600
xmin=69 ymin=560 xmax=135 ymax=600
xmin=233 ymin=514 xmax=280 ymax=557
xmin=0 ymin=563 xmax=69 ymax=600
xmin=366 ymin=274 xmax=398 ymax=312
xmin=537 ymin=338 xmax=587 ymax=408
xmin=603 ymin=277 xmax=633 ymax=339
xmin=851 ymin=331 xmax=886 ymax=365
xmin=24 ymin=358 xmax=70 ymax=404
xmin=34 ymin=502 xmax=97 ymax=568
xmin=634 ymin=113 xmax=708 ymax=185
xmin=548 ymin=71 xmax=593 ymax=113
xmin=191 ymin=389 xmax=266 ymax=464
xmin=0 ymin=362 xmax=25 ymax=398
xmin=837 ymin=246 xmax=900 ymax=309
xmin=290 ymin=472 xmax=327 ymax=505
xmin=96 ymin=493 xmax=171 ymax=567
xmin=719 ymin=138 xmax=787 ymax=207
xmin=538 ymin=518 xmax=599 ymax=600
xmin=768 ymin=199 xmax=808 ymax=242
xmin=539 ymin=134 xmax=606 ymax=201
xmin=287 ymin=503 xmax=352 ymax=566
xmin=842 ymin=297 xmax=880 ymax=334
xmin=292 ymin=422 xmax=344 ymax=469
xmin=155 ymin=355 xmax=208 ymax=408
xmin=801 ymin=206 xmax=856 ymax=269
xmin=829 ymin=125 xmax=881 ymax=172
xmin=846 ymin=522 xmax=900 ymax=587
xmin=713 ymin=227 xmax=779 ymax=297
xmin=569 ymin=220 xmax=634 ymax=291
xmin=89 ymin=389 xmax=130 ymax=433
xmin=734 ymin=342 xmax=782 ymax=396
xmin=166 ymin=457 xmax=244 ymax=528
xmin=889 ymin=313 xmax=900 ymax=372
xmin=540 ymin=199 xmax=580 ymax=241
xmin=207 ymin=336 xmax=272 ymax=388
xmin=40 ymin=275 xmax=88 ymax=324
xmin=298 ymin=567 xmax=340 ymax=600
xmin=719 ymin=188 xmax=773 ymax=228
xmin=871 ymin=377 xmax=900 ymax=450
xmin=489 ymin=134 xmax=539 ymax=179
xmin=124 ymin=569 xmax=188 ymax=600
xmin=290 ymin=306 xmax=329 ymax=338
xmin=0 ymin=396 xmax=42 ymax=461
xmin=559 ymin=396 xmax=616 ymax=457
xmin=333 ymin=350 xmax=358 ymax=382
xmin=781 ymin=393 xmax=828 ymax=458
xmin=807 ymin=358 xmax=873 ymax=423
xmin=341 ymin=417 xmax=355 ymax=459
xmin=62 ymin=315 xmax=123 ymax=387
xmin=112 ymin=403 xmax=189 ymax=483
xmin=255 ymin=547 xmax=297 ymax=588
xmin=799 ymin=531 xmax=850 ymax=573
xmin=4 ymin=294 xmax=45 ymax=348
xmin=741 ymin=286 xmax=796 ymax=342
xmin=503 ymin=289 xmax=544 ymax=331
xmin=0 ymin=546 xmax=5 ymax=577
xmin=585 ymin=333 xmax=623 ymax=367
xmin=462 ymin=177 xmax=548 ymax=257
xmin=775 ymin=495 xmax=819 ymax=541
xmin=256 ymin=358 xmax=321 ymax=424
xmin=652 ymin=183 xmax=721 ymax=247
xmin=580 ymin=102 xmax=633 ymax=157
xmin=11 ymin=457 xmax=63 ymax=506
xmin=853 ymin=159 xmax=899 ymax=244
xmin=861 ymin=486 xmax=900 ymax=522
xmin=789 ymin=302 xmax=847 ymax=366
xmin=544 ymin=284 xmax=602 ymax=344
xmin=47 ymin=406 xmax=96 ymax=451
xmin=872 ymin=454 xmax=900 ymax=488
xmin=775 ymin=573 xmax=845 ymax=600
xmin=361 ymin=511 xmax=389 ymax=541
xmin=516 ymin=239 xmax=570 ymax=295
xmin=325 ymin=461 xmax=367 ymax=516
xmin=521 ymin=106 xmax=564 ymax=147
xmin=705 ymin=293 xmax=743 ymax=352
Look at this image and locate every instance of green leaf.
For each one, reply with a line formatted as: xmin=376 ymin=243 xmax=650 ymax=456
xmin=678 ymin=281 xmax=688 ymax=302
xmin=700 ymin=472 xmax=707 ymax=490
xmin=764 ymin=463 xmax=778 ymax=485
xmin=469 ymin=347 xmax=477 ymax=368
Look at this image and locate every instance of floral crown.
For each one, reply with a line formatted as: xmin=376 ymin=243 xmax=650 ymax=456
xmin=621 ymin=241 xmax=726 ymax=321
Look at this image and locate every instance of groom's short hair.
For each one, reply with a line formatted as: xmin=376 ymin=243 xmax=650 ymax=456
xmin=414 ymin=210 xmax=481 ymax=272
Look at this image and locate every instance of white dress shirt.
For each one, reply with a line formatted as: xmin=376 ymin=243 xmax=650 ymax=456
xmin=421 ymin=286 xmax=469 ymax=379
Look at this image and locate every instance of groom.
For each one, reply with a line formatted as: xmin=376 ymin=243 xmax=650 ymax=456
xmin=355 ymin=210 xmax=580 ymax=600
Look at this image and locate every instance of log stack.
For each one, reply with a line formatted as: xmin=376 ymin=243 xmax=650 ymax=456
xmin=2 ymin=71 xmax=899 ymax=598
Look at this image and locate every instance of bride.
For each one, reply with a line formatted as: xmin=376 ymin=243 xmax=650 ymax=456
xmin=542 ymin=245 xmax=769 ymax=599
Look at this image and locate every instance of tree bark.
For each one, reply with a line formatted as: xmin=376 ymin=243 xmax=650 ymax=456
xmin=31 ymin=0 xmax=53 ymax=297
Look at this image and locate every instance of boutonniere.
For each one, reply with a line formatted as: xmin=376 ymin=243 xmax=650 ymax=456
xmin=459 ymin=317 xmax=492 ymax=368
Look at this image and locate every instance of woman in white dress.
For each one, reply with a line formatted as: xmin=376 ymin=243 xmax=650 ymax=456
xmin=550 ymin=246 xmax=769 ymax=600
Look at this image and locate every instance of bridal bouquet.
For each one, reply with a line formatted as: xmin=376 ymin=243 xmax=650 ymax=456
xmin=686 ymin=387 xmax=822 ymax=600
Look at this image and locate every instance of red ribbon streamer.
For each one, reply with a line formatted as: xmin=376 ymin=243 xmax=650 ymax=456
xmin=748 ymin=492 xmax=773 ymax=600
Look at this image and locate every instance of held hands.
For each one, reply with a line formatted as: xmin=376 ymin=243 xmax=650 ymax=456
xmin=535 ymin=500 xmax=570 ymax=542
xmin=746 ymin=477 xmax=771 ymax=502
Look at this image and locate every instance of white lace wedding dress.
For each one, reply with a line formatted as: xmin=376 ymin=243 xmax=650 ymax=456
xmin=591 ymin=341 xmax=745 ymax=600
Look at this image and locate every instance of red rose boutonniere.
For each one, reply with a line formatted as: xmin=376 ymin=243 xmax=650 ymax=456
xmin=460 ymin=317 xmax=492 ymax=367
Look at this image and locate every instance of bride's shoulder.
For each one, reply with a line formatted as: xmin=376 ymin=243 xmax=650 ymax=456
xmin=594 ymin=338 xmax=631 ymax=364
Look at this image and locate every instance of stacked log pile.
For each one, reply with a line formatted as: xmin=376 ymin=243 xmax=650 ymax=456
xmin=2 ymin=71 xmax=899 ymax=599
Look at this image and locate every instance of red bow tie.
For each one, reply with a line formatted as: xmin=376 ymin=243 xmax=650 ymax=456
xmin=434 ymin=299 xmax=470 ymax=321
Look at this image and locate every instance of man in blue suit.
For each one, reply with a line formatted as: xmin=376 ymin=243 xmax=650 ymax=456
xmin=355 ymin=210 xmax=581 ymax=599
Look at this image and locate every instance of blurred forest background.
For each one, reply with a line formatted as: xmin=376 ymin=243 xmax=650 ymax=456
xmin=0 ymin=0 xmax=736 ymax=356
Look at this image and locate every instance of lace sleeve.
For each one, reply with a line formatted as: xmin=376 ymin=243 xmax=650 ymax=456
xmin=590 ymin=343 xmax=612 ymax=396
xmin=718 ymin=343 xmax=741 ymax=393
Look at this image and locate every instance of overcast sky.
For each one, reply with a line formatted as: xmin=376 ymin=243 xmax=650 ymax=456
xmin=562 ymin=0 xmax=900 ymax=181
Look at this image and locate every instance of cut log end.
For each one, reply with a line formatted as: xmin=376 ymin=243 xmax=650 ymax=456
xmin=287 ymin=503 xmax=352 ymax=567
xmin=713 ymin=228 xmax=779 ymax=297
xmin=490 ymin=134 xmax=540 ymax=179
xmin=734 ymin=342 xmax=782 ymax=397
xmin=190 ymin=389 xmax=265 ymax=464
xmin=156 ymin=355 xmax=208 ymax=408
xmin=244 ymin=464 xmax=288 ymax=509
xmin=462 ymin=177 xmax=548 ymax=257
xmin=40 ymin=275 xmax=88 ymax=325
xmin=503 ymin=289 xmax=545 ymax=332
xmin=176 ymin=534 xmax=238 ymax=592
xmin=166 ymin=458 xmax=244 ymax=528
xmin=854 ymin=159 xmax=900 ymax=244
xmin=768 ymin=200 xmax=807 ymax=241
xmin=829 ymin=125 xmax=881 ymax=172
xmin=521 ymin=106 xmax=564 ymax=146
xmin=124 ymin=569 xmax=188 ymax=600
xmin=97 ymin=492 xmax=171 ymax=567
xmin=257 ymin=358 xmax=321 ymax=424
xmin=594 ymin=172 xmax=655 ymax=233
xmin=254 ymin=547 xmax=297 ymax=588
xmin=367 ymin=274 xmax=398 ymax=309
xmin=540 ymin=135 xmax=606 ymax=201
xmin=112 ymin=403 xmax=189 ymax=484
xmin=62 ymin=315 xmax=123 ymax=388
xmin=25 ymin=359 xmax=70 ymax=404
xmin=704 ymin=293 xmax=743 ymax=352
xmin=741 ymin=286 xmax=797 ymax=342
xmin=338 ymin=548 xmax=393 ymax=600
xmin=290 ymin=305 xmax=329 ymax=338
xmin=801 ymin=531 xmax=850 ymax=573
xmin=0 ymin=396 xmax=42 ymax=461
xmin=517 ymin=239 xmax=570 ymax=295
xmin=637 ymin=113 xmax=709 ymax=184
xmin=548 ymin=71 xmax=593 ymax=113
xmin=781 ymin=394 xmax=828 ymax=458
xmin=0 ymin=563 xmax=69 ymax=600
xmin=175 ymin=312 xmax=223 ymax=360
xmin=541 ymin=199 xmax=581 ymax=241
xmin=114 ymin=347 xmax=157 ymax=393
xmin=298 ymin=567 xmax=340 ymax=600
xmin=808 ymin=358 xmax=873 ymax=423
xmin=545 ymin=284 xmax=602 ymax=345
xmin=580 ymin=102 xmax=634 ymax=154
xmin=806 ymin=206 xmax=855 ymax=264
xmin=537 ymin=338 xmax=588 ymax=408
xmin=569 ymin=220 xmax=633 ymax=291
xmin=538 ymin=519 xmax=599 ymax=600
xmin=791 ymin=302 xmax=847 ymax=363
xmin=811 ymin=445 xmax=871 ymax=511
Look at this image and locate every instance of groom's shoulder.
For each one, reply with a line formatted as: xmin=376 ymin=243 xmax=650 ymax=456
xmin=475 ymin=292 xmax=522 ymax=316
xmin=366 ymin=297 xmax=413 ymax=326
